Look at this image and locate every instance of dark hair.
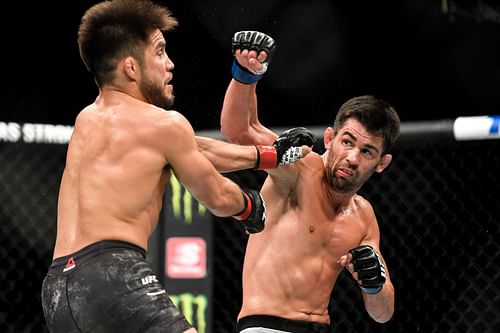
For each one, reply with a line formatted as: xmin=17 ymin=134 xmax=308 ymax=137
xmin=78 ymin=0 xmax=178 ymax=86
xmin=333 ymin=95 xmax=400 ymax=154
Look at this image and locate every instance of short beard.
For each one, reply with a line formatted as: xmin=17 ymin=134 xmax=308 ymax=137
xmin=324 ymin=150 xmax=370 ymax=194
xmin=332 ymin=177 xmax=356 ymax=193
xmin=140 ymin=77 xmax=174 ymax=109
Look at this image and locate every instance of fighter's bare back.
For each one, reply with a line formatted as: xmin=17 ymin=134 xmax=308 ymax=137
xmin=54 ymin=92 xmax=177 ymax=258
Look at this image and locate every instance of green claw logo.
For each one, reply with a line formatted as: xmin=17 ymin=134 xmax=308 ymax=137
xmin=170 ymin=174 xmax=207 ymax=224
xmin=170 ymin=293 xmax=208 ymax=333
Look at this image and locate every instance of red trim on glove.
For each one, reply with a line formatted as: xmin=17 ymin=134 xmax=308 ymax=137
xmin=256 ymin=145 xmax=277 ymax=169
xmin=232 ymin=192 xmax=252 ymax=221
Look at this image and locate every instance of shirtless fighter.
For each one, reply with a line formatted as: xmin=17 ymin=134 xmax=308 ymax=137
xmin=40 ymin=4 xmax=314 ymax=333
xmin=221 ymin=31 xmax=399 ymax=332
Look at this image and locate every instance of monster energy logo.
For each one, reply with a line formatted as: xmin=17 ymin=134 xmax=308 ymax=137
xmin=170 ymin=174 xmax=207 ymax=224
xmin=170 ymin=293 xmax=208 ymax=333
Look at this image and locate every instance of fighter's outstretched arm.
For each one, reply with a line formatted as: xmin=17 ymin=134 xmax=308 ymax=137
xmin=196 ymin=126 xmax=314 ymax=173
xmin=220 ymin=31 xmax=278 ymax=146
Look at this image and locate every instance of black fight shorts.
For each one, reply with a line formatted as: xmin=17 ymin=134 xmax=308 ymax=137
xmin=41 ymin=240 xmax=192 ymax=333
xmin=236 ymin=315 xmax=330 ymax=333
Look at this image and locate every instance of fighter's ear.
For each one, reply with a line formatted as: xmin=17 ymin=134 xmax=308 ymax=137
xmin=123 ymin=57 xmax=138 ymax=79
xmin=375 ymin=154 xmax=392 ymax=173
xmin=323 ymin=127 xmax=334 ymax=148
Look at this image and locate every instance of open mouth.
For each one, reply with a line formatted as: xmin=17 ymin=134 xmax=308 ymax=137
xmin=337 ymin=168 xmax=353 ymax=177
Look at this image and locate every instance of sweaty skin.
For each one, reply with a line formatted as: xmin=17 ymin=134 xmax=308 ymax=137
xmin=220 ymin=50 xmax=395 ymax=324
xmin=56 ymin=92 xmax=173 ymax=257
xmin=237 ymin=124 xmax=389 ymax=324
xmin=53 ymin=30 xmax=259 ymax=259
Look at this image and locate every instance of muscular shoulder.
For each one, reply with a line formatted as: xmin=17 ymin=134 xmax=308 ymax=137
xmin=353 ymin=194 xmax=376 ymax=218
xmin=74 ymin=104 xmax=96 ymax=125
xmin=146 ymin=108 xmax=194 ymax=139
xmin=263 ymin=152 xmax=323 ymax=205
xmin=353 ymin=193 xmax=372 ymax=208
xmin=353 ymin=194 xmax=381 ymax=242
xmin=266 ymin=151 xmax=322 ymax=191
xmin=146 ymin=108 xmax=198 ymax=159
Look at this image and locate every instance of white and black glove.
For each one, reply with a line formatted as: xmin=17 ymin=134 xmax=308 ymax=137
xmin=254 ymin=127 xmax=316 ymax=170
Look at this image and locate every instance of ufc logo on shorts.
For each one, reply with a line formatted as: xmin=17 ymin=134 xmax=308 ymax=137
xmin=141 ymin=275 xmax=158 ymax=285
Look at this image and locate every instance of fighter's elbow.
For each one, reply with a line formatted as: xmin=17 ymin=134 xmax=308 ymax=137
xmin=219 ymin=123 xmax=232 ymax=140
xmin=370 ymin=306 xmax=394 ymax=323
xmin=220 ymin=122 xmax=242 ymax=142
xmin=220 ymin=124 xmax=254 ymax=145
xmin=204 ymin=196 xmax=232 ymax=217
xmin=373 ymin=312 xmax=393 ymax=323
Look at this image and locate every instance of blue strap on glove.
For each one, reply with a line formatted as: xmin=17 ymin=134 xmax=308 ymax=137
xmin=231 ymin=31 xmax=276 ymax=84
xmin=231 ymin=60 xmax=263 ymax=84
xmin=349 ymin=245 xmax=387 ymax=295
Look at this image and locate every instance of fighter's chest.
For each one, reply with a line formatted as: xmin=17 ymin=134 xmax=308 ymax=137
xmin=295 ymin=210 xmax=366 ymax=256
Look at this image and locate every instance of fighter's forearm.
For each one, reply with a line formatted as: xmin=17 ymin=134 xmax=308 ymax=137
xmin=197 ymin=129 xmax=313 ymax=172
xmin=196 ymin=136 xmax=258 ymax=173
xmin=220 ymin=80 xmax=259 ymax=144
xmin=362 ymin=281 xmax=395 ymax=323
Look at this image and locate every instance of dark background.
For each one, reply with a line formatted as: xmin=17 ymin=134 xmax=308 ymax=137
xmin=3 ymin=0 xmax=500 ymax=130
xmin=1 ymin=1 xmax=500 ymax=332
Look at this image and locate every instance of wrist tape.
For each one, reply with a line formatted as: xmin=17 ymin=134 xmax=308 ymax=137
xmin=255 ymin=145 xmax=277 ymax=169
xmin=360 ymin=285 xmax=383 ymax=295
xmin=231 ymin=59 xmax=263 ymax=84
xmin=232 ymin=192 xmax=252 ymax=221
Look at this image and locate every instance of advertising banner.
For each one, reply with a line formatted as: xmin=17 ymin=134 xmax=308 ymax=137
xmin=161 ymin=174 xmax=212 ymax=333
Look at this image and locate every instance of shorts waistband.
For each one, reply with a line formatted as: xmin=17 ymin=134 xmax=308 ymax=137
xmin=49 ymin=240 xmax=146 ymax=273
xmin=237 ymin=315 xmax=330 ymax=333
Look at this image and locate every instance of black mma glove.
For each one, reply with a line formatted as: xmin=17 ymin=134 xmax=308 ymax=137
xmin=231 ymin=189 xmax=267 ymax=234
xmin=254 ymin=127 xmax=316 ymax=170
xmin=231 ymin=30 xmax=276 ymax=84
xmin=349 ymin=245 xmax=387 ymax=294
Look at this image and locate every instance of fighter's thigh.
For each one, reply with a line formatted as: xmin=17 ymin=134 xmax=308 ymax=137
xmin=139 ymin=301 xmax=194 ymax=332
xmin=71 ymin=251 xmax=193 ymax=332
xmin=41 ymin=273 xmax=80 ymax=332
